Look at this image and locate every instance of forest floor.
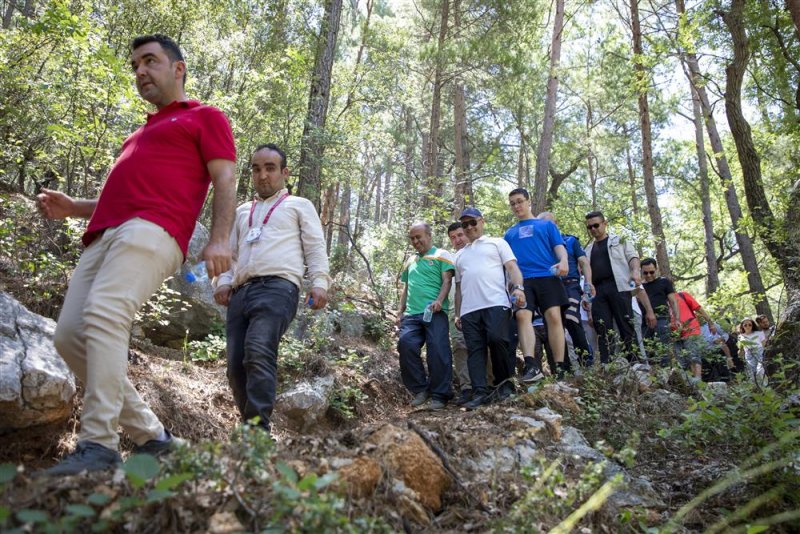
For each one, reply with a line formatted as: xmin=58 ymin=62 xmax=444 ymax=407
xmin=2 ymin=323 xmax=787 ymax=533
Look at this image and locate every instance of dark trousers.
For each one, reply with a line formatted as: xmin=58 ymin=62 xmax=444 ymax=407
xmin=563 ymin=279 xmax=592 ymax=365
xmin=591 ymin=280 xmax=635 ymax=363
xmin=226 ymin=276 xmax=299 ymax=429
xmin=461 ymin=306 xmax=513 ymax=395
xmin=398 ymin=312 xmax=453 ymax=401
xmin=644 ymin=317 xmax=672 ymax=366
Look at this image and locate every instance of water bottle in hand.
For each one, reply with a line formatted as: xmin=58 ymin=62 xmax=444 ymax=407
xmin=423 ymin=302 xmax=433 ymax=323
xmin=629 ymin=280 xmax=636 ymax=289
xmin=583 ymin=282 xmax=594 ymax=303
xmin=549 ymin=265 xmax=559 ymax=276
xmin=185 ymin=261 xmax=209 ymax=283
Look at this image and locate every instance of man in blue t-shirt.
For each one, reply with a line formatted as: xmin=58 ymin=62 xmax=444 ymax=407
xmin=504 ymin=189 xmax=570 ymax=380
xmin=538 ymin=212 xmax=595 ymax=367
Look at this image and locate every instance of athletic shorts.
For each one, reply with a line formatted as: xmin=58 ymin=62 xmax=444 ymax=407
xmin=562 ymin=279 xmax=582 ymax=325
xmin=520 ymin=277 xmax=569 ymax=315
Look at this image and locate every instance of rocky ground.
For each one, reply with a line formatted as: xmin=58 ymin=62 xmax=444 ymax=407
xmin=2 ymin=323 xmax=774 ymax=533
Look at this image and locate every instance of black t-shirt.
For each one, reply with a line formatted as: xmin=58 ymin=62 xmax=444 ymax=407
xmin=643 ymin=277 xmax=675 ymax=318
xmin=590 ymin=237 xmax=614 ymax=284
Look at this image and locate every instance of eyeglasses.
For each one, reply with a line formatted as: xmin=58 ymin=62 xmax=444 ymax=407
xmin=586 ymin=223 xmax=601 ymax=230
xmin=509 ymin=199 xmax=527 ymax=206
xmin=461 ymin=219 xmax=479 ymax=228
xmin=642 ymin=270 xmax=656 ymax=275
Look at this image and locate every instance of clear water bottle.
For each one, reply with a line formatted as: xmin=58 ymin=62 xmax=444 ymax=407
xmin=422 ymin=302 xmax=433 ymax=323
xmin=583 ymin=282 xmax=594 ymax=303
xmin=549 ymin=265 xmax=559 ymax=276
xmin=184 ymin=261 xmax=209 ymax=283
xmin=629 ymin=280 xmax=636 ymax=289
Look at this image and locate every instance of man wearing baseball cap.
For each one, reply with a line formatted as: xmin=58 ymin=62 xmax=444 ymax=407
xmin=454 ymin=207 xmax=525 ymax=409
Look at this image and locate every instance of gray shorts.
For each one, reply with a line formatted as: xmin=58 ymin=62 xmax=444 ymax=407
xmin=676 ymin=335 xmax=705 ymax=367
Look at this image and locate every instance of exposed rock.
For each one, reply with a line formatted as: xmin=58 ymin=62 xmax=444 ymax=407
xmin=335 ymin=310 xmax=365 ymax=338
xmin=276 ymin=375 xmax=336 ymax=432
xmin=207 ymin=512 xmax=245 ymax=534
xmin=337 ymin=456 xmax=382 ymax=499
xmin=367 ymin=424 xmax=451 ymax=511
xmin=704 ymin=381 xmax=728 ymax=398
xmin=555 ymin=426 xmax=664 ymax=510
xmin=140 ymin=222 xmax=226 ymax=348
xmin=533 ymin=407 xmax=563 ymax=440
xmin=391 ymin=479 xmax=431 ymax=526
xmin=0 ymin=292 xmax=76 ymax=430
xmin=527 ymin=383 xmax=581 ymax=414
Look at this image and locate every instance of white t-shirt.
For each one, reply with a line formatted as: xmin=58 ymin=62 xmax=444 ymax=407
xmin=455 ymin=235 xmax=516 ymax=317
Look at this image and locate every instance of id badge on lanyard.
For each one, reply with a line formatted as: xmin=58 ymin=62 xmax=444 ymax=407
xmin=247 ymin=193 xmax=289 ymax=244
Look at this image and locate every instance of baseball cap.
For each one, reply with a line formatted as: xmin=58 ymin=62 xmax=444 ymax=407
xmin=459 ymin=207 xmax=483 ymax=220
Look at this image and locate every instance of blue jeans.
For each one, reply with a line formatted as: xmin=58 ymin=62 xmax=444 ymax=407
xmin=226 ymin=276 xmax=299 ymax=429
xmin=398 ymin=312 xmax=453 ymax=401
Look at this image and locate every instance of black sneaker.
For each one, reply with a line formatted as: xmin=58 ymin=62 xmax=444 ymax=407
xmin=522 ymin=366 xmax=544 ymax=384
xmin=410 ymin=391 xmax=430 ymax=407
xmin=464 ymin=393 xmax=490 ymax=410
xmin=41 ymin=441 xmax=121 ymax=477
xmin=454 ymin=389 xmax=473 ymax=406
xmin=495 ymin=382 xmax=516 ymax=402
xmin=132 ymin=430 xmax=187 ymax=458
xmin=429 ymin=398 xmax=447 ymax=410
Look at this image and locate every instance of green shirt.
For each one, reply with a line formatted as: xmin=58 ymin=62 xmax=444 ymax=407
xmin=401 ymin=246 xmax=455 ymax=315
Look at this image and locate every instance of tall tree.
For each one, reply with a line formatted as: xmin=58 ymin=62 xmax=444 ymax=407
xmin=691 ymin=87 xmax=720 ymax=296
xmin=532 ymin=0 xmax=565 ymax=215
xmin=423 ymin=0 xmax=450 ymax=210
xmin=721 ymin=0 xmax=800 ymax=362
xmin=673 ymin=0 xmax=772 ymax=319
xmin=630 ymin=0 xmax=671 ymax=277
xmin=296 ymin=0 xmax=344 ymax=210
xmin=452 ymin=0 xmax=472 ymax=217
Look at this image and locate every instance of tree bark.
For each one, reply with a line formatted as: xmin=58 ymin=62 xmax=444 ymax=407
xmin=296 ymin=0 xmax=343 ymax=211
xmin=381 ymin=162 xmax=392 ymax=224
xmin=337 ymin=181 xmax=351 ymax=250
xmin=721 ymin=0 xmax=800 ymax=371
xmin=532 ymin=0 xmax=565 ymax=216
xmin=787 ymin=0 xmax=800 ymax=37
xmin=630 ymin=0 xmax=671 ymax=278
xmin=691 ymin=87 xmax=720 ymax=296
xmin=675 ymin=0 xmax=771 ymax=320
xmin=452 ymin=0 xmax=471 ymax=218
xmin=423 ymin=0 xmax=450 ymax=209
xmin=321 ymin=183 xmax=338 ymax=255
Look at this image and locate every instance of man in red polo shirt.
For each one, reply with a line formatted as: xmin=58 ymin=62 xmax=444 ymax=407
xmin=36 ymin=34 xmax=236 ymax=475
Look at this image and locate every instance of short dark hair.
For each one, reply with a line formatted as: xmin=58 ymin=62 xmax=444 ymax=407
xmin=585 ymin=210 xmax=605 ymax=221
xmin=254 ymin=143 xmax=288 ymax=169
xmin=447 ymin=222 xmax=462 ymax=233
xmin=641 ymin=258 xmax=657 ymax=268
xmin=509 ymin=188 xmax=530 ymax=199
xmin=131 ymin=34 xmax=186 ymax=84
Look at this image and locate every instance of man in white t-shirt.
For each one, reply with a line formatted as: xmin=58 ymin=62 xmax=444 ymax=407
xmin=454 ymin=207 xmax=526 ymax=409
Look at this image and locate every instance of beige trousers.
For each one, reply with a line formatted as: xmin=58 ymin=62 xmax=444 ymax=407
xmin=54 ymin=218 xmax=182 ymax=449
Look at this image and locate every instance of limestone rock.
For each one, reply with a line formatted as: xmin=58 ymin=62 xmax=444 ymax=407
xmin=0 ymin=292 xmax=76 ymax=430
xmin=140 ymin=222 xmax=226 ymax=348
xmin=337 ymin=456 xmax=382 ymax=498
xmin=533 ymin=407 xmax=563 ymax=440
xmin=367 ymin=424 xmax=451 ymax=511
xmin=276 ymin=375 xmax=335 ymax=432
xmin=335 ymin=310 xmax=365 ymax=338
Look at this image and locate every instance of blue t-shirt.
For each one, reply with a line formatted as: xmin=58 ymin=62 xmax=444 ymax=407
xmin=504 ymin=219 xmax=565 ymax=279
xmin=563 ymin=234 xmax=586 ymax=279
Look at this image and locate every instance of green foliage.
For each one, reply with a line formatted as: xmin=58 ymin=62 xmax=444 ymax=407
xmin=329 ymin=384 xmax=366 ymax=420
xmin=187 ymin=332 xmax=227 ymax=362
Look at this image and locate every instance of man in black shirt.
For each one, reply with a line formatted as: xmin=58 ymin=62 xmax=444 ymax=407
xmin=641 ymin=258 xmax=680 ymax=365
xmin=583 ymin=211 xmax=641 ymax=363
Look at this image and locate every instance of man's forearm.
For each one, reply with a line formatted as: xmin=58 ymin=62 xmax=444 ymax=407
xmin=505 ymin=261 xmax=524 ymax=287
xmin=209 ymin=177 xmax=236 ymax=244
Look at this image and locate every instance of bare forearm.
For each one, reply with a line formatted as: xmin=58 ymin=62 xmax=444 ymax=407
xmin=72 ymin=199 xmax=98 ymax=218
xmin=208 ymin=174 xmax=236 ymax=245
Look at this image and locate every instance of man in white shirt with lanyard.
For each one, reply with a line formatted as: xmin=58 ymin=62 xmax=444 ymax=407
xmin=454 ymin=207 xmax=526 ymax=409
xmin=213 ymin=144 xmax=330 ymax=434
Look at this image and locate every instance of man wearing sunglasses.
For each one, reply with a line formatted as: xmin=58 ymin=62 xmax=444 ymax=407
xmin=454 ymin=207 xmax=525 ymax=408
xmin=640 ymin=258 xmax=680 ymax=365
xmin=583 ymin=211 xmax=641 ymax=363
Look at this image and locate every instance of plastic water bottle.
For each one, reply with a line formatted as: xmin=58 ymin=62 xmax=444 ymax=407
xmin=308 ymin=296 xmax=314 ymax=307
xmin=583 ymin=282 xmax=594 ymax=303
xmin=629 ymin=280 xmax=636 ymax=289
xmin=549 ymin=265 xmax=559 ymax=276
xmin=422 ymin=302 xmax=433 ymax=323
xmin=184 ymin=261 xmax=209 ymax=283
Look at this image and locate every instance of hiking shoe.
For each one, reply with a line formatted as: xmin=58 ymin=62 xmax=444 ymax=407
xmin=463 ymin=393 xmax=490 ymax=410
xmin=132 ymin=430 xmax=187 ymax=458
xmin=429 ymin=398 xmax=447 ymax=410
xmin=522 ymin=367 xmax=544 ymax=384
xmin=410 ymin=391 xmax=430 ymax=407
xmin=454 ymin=389 xmax=473 ymax=406
xmin=495 ymin=382 xmax=516 ymax=402
xmin=41 ymin=441 xmax=121 ymax=477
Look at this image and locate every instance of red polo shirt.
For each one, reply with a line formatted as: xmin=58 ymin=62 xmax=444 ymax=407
xmin=675 ymin=291 xmax=702 ymax=338
xmin=83 ymin=100 xmax=236 ymax=256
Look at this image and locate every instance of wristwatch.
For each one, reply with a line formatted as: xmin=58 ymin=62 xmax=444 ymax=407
xmin=512 ymin=284 xmax=524 ymax=291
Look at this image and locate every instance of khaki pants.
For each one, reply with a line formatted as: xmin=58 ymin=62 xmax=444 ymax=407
xmin=54 ymin=218 xmax=182 ymax=449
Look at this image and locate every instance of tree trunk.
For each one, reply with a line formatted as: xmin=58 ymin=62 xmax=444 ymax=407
xmin=532 ymin=0 xmax=565 ymax=216
xmin=516 ymin=112 xmax=530 ymax=190
xmin=676 ymin=0 xmax=772 ymax=320
xmin=381 ymin=163 xmax=392 ymax=224
xmin=787 ymin=0 xmax=800 ymax=37
xmin=721 ymin=0 xmax=800 ymax=370
xmin=586 ymin=102 xmax=597 ymax=211
xmin=423 ymin=0 xmax=449 ymax=209
xmin=691 ymin=87 xmax=720 ymax=296
xmin=630 ymin=0 xmax=671 ymax=278
xmin=296 ymin=0 xmax=343 ymax=210
xmin=321 ymin=183 xmax=337 ymax=255
xmin=452 ymin=0 xmax=471 ymax=218
xmin=337 ymin=181 xmax=351 ymax=249
xmin=2 ymin=1 xmax=15 ymax=29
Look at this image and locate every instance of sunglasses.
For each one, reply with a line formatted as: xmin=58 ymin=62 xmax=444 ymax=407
xmin=642 ymin=270 xmax=656 ymax=275
xmin=586 ymin=223 xmax=601 ymax=230
xmin=462 ymin=219 xmax=480 ymax=228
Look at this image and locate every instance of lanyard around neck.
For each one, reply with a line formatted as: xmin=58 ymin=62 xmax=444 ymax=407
xmin=248 ymin=193 xmax=289 ymax=228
